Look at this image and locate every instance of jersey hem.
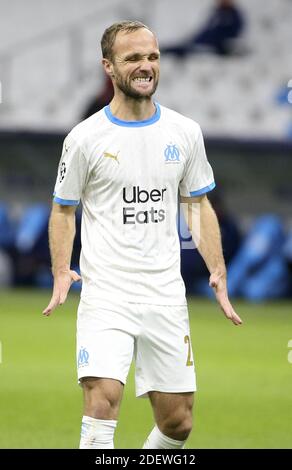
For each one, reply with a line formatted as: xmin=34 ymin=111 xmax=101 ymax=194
xmin=80 ymin=293 xmax=187 ymax=307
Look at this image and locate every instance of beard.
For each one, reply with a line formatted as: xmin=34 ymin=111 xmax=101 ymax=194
xmin=113 ymin=67 xmax=159 ymax=100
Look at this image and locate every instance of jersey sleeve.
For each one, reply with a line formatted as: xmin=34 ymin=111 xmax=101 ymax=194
xmin=53 ymin=134 xmax=88 ymax=206
xmin=179 ymin=125 xmax=215 ymax=198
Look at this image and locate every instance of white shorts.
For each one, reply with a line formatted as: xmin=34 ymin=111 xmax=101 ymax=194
xmin=76 ymin=298 xmax=196 ymax=398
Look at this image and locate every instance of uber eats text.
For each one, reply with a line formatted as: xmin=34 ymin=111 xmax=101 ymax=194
xmin=122 ymin=186 xmax=166 ymax=224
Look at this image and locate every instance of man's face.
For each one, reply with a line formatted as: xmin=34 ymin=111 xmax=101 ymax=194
xmin=108 ymin=28 xmax=160 ymax=100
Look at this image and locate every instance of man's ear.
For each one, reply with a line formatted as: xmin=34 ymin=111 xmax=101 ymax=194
xmin=102 ymin=58 xmax=115 ymax=78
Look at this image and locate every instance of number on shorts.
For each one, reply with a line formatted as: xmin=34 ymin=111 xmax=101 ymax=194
xmin=184 ymin=335 xmax=194 ymax=367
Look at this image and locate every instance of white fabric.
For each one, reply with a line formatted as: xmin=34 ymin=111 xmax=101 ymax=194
xmin=79 ymin=415 xmax=117 ymax=449
xmin=77 ymin=299 xmax=196 ymax=397
xmin=53 ymin=103 xmax=214 ymax=305
xmin=143 ymin=424 xmax=186 ymax=449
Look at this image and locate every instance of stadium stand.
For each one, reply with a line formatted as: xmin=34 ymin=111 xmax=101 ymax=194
xmin=0 ymin=0 xmax=291 ymax=298
xmin=0 ymin=0 xmax=291 ymax=138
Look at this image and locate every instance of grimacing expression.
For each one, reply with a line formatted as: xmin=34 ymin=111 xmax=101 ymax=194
xmin=108 ymin=29 xmax=160 ymax=100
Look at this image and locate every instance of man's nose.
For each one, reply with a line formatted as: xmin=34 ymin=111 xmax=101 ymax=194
xmin=139 ymin=59 xmax=152 ymax=72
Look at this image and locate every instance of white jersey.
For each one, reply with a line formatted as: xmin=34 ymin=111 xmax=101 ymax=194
xmin=53 ymin=103 xmax=215 ymax=305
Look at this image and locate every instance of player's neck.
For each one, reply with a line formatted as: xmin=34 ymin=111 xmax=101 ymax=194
xmin=109 ymin=96 xmax=156 ymax=122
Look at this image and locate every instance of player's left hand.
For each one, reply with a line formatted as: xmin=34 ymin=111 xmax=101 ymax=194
xmin=209 ymin=272 xmax=242 ymax=326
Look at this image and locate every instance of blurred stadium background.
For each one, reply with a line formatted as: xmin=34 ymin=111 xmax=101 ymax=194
xmin=0 ymin=0 xmax=292 ymax=449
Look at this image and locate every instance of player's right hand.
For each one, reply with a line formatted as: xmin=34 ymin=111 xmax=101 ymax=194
xmin=42 ymin=269 xmax=81 ymax=316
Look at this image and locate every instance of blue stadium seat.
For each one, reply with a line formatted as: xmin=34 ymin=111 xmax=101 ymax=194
xmin=0 ymin=202 xmax=15 ymax=248
xmin=15 ymin=203 xmax=50 ymax=253
xmin=242 ymin=255 xmax=289 ymax=301
xmin=227 ymin=215 xmax=288 ymax=300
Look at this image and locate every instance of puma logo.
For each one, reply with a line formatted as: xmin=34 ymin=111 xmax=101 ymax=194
xmin=103 ymin=151 xmax=120 ymax=164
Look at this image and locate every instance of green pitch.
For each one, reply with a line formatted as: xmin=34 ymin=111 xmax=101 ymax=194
xmin=0 ymin=289 xmax=292 ymax=448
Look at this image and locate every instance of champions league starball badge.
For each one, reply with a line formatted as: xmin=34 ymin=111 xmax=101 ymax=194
xmin=59 ymin=162 xmax=66 ymax=182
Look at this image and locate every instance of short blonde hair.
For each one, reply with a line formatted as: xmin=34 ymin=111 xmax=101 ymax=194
xmin=101 ymin=20 xmax=154 ymax=62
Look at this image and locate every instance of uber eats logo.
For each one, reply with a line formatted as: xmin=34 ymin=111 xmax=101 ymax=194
xmin=122 ymin=186 xmax=166 ymax=224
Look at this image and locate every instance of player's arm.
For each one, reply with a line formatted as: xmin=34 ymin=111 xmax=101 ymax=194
xmin=180 ymin=194 xmax=242 ymax=325
xmin=43 ymin=202 xmax=81 ymax=316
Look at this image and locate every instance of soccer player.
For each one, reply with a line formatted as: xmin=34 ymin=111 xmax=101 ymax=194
xmin=43 ymin=21 xmax=242 ymax=449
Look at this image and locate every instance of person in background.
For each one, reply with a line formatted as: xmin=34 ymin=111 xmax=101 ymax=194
xmin=161 ymin=0 xmax=245 ymax=57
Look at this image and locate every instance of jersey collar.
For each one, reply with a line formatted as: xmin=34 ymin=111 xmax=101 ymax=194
xmin=104 ymin=103 xmax=161 ymax=127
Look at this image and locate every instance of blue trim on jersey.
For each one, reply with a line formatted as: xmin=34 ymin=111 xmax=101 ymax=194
xmin=53 ymin=196 xmax=79 ymax=206
xmin=190 ymin=182 xmax=216 ymax=197
xmin=104 ymin=103 xmax=161 ymax=127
